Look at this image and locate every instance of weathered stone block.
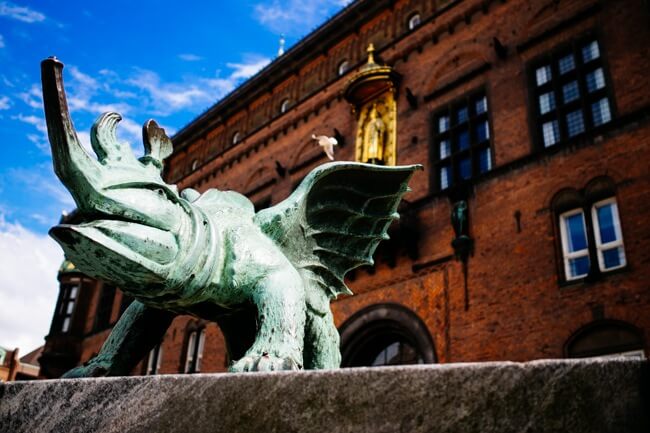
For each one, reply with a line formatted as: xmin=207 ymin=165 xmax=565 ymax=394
xmin=1 ymin=359 xmax=648 ymax=433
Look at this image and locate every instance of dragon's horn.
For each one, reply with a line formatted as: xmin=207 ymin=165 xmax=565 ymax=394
xmin=41 ymin=57 xmax=101 ymax=194
xmin=142 ymin=119 xmax=173 ymax=169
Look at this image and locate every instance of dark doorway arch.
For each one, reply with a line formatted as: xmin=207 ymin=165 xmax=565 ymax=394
xmin=339 ymin=303 xmax=436 ymax=367
xmin=565 ymin=320 xmax=645 ymax=358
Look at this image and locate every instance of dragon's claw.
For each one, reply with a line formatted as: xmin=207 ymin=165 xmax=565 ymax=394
xmin=230 ymin=354 xmax=301 ymax=372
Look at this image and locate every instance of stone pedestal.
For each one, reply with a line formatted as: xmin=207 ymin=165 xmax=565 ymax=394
xmin=1 ymin=359 xmax=648 ymax=433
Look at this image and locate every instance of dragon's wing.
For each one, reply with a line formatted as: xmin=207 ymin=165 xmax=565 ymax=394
xmin=254 ymin=162 xmax=421 ymax=299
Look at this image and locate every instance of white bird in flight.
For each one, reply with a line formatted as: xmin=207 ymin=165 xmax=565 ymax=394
xmin=312 ymin=134 xmax=338 ymax=160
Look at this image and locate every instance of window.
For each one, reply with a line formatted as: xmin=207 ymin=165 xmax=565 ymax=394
xmin=93 ymin=284 xmax=116 ymax=331
xmin=191 ymin=159 xmax=199 ymax=171
xmin=232 ymin=132 xmax=241 ymax=145
xmin=431 ymin=91 xmax=493 ymax=191
xmin=530 ymin=37 xmax=613 ymax=148
xmin=591 ymin=198 xmax=626 ymax=271
xmin=408 ymin=13 xmax=421 ymax=30
xmin=339 ymin=304 xmax=436 ymax=367
xmin=337 ymin=60 xmax=349 ymax=76
xmin=146 ymin=343 xmax=163 ymax=375
xmin=184 ymin=328 xmax=206 ymax=373
xmin=566 ymin=321 xmax=644 ymax=359
xmin=57 ymin=280 xmax=80 ymax=333
xmin=280 ymin=99 xmax=290 ymax=114
xmin=553 ymin=178 xmax=626 ymax=283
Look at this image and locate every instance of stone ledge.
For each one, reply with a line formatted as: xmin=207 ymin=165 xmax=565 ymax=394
xmin=1 ymin=359 xmax=648 ymax=433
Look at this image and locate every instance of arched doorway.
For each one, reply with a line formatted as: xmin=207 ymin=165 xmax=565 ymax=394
xmin=339 ymin=303 xmax=436 ymax=367
xmin=565 ymin=320 xmax=645 ymax=359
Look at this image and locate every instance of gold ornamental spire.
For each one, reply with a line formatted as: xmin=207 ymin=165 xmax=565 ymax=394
xmin=366 ymin=43 xmax=376 ymax=64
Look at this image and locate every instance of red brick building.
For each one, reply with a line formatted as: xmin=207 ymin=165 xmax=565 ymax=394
xmin=40 ymin=0 xmax=649 ymax=378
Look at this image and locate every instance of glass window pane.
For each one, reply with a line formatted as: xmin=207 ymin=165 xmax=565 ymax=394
xmin=565 ymin=212 xmax=588 ymax=252
xmin=595 ymin=203 xmax=618 ymax=243
xmin=66 ymin=300 xmax=75 ymax=314
xmin=456 ymin=106 xmax=468 ymax=124
xmin=539 ymin=92 xmax=555 ymax=115
xmin=602 ymin=247 xmax=623 ymax=269
xmin=476 ymin=120 xmax=490 ymax=142
xmin=458 ymin=157 xmax=472 ymax=180
xmin=559 ymin=54 xmax=575 ymax=74
xmin=439 ymin=139 xmax=451 ymax=159
xmin=475 ymin=96 xmax=487 ymax=114
xmin=586 ymin=68 xmax=605 ymax=92
xmin=440 ymin=166 xmax=450 ymax=189
xmin=62 ymin=317 xmax=70 ymax=333
xmin=438 ymin=115 xmax=450 ymax=133
xmin=457 ymin=130 xmax=470 ymax=151
xmin=569 ymin=256 xmax=590 ymax=278
xmin=70 ymin=286 xmax=78 ymax=298
xmin=582 ymin=41 xmax=600 ymax=63
xmin=542 ymin=120 xmax=560 ymax=147
xmin=408 ymin=14 xmax=421 ymax=30
xmin=562 ymin=81 xmax=580 ymax=103
xmin=567 ymin=110 xmax=585 ymax=137
xmin=536 ymin=65 xmax=552 ymax=86
xmin=591 ymin=98 xmax=611 ymax=126
xmin=479 ymin=147 xmax=492 ymax=173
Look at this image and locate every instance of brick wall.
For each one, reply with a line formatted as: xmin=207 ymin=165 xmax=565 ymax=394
xmin=41 ymin=0 xmax=650 ymax=376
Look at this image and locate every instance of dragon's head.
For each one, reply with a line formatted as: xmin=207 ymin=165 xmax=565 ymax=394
xmin=42 ymin=58 xmax=206 ymax=297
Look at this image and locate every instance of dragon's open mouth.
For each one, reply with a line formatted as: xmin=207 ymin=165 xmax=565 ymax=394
xmin=50 ymin=217 xmax=178 ymax=288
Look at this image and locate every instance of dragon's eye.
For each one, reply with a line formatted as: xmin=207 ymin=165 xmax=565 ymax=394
xmin=154 ymin=188 xmax=166 ymax=197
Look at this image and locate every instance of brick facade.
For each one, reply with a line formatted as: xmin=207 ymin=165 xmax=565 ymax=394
xmin=40 ymin=0 xmax=650 ymax=377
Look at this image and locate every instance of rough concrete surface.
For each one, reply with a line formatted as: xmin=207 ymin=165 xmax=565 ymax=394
xmin=1 ymin=359 xmax=648 ymax=433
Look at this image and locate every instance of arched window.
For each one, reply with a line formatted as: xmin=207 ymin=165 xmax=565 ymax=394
xmin=339 ymin=304 xmax=436 ymax=367
xmin=408 ymin=13 xmax=421 ymax=31
xmin=280 ymin=99 xmax=290 ymax=114
xmin=191 ymin=159 xmax=199 ymax=171
xmin=566 ymin=320 xmax=645 ymax=359
xmin=184 ymin=328 xmax=206 ymax=373
xmin=337 ymin=60 xmax=349 ymax=76
xmin=232 ymin=131 xmax=241 ymax=145
xmin=552 ymin=177 xmax=626 ymax=282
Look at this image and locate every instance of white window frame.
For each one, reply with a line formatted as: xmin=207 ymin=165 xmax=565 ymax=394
xmin=408 ymin=13 xmax=421 ymax=30
xmin=146 ymin=344 xmax=163 ymax=375
xmin=60 ymin=279 xmax=80 ymax=333
xmin=184 ymin=329 xmax=206 ymax=373
xmin=280 ymin=99 xmax=290 ymax=114
xmin=591 ymin=198 xmax=626 ymax=272
xmin=337 ymin=60 xmax=349 ymax=76
xmin=559 ymin=209 xmax=590 ymax=281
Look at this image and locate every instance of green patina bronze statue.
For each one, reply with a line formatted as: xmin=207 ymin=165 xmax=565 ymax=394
xmin=41 ymin=58 xmax=421 ymax=375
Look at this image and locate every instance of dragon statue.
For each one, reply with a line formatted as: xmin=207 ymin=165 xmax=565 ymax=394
xmin=41 ymin=58 xmax=421 ymax=375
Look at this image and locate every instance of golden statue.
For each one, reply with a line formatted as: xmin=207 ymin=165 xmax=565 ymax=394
xmin=345 ymin=43 xmax=399 ymax=166
xmin=363 ymin=103 xmax=386 ymax=163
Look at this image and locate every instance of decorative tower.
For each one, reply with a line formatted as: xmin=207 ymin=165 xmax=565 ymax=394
xmin=344 ymin=44 xmax=400 ymax=165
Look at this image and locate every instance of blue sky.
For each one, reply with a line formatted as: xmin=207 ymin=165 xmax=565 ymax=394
xmin=0 ymin=0 xmax=351 ymax=354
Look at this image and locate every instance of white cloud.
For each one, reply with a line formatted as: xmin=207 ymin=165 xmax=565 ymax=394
xmin=0 ymin=214 xmax=63 ymax=354
xmin=127 ymin=56 xmax=270 ymax=116
xmin=13 ymin=113 xmax=49 ymax=152
xmin=0 ymin=34 xmax=5 ymax=48
xmin=226 ymin=56 xmax=270 ymax=80
xmin=254 ymin=0 xmax=352 ymax=35
xmin=0 ymin=1 xmax=46 ymax=23
xmin=178 ymin=53 xmax=203 ymax=62
xmin=0 ymin=95 xmax=10 ymax=110
xmin=18 ymin=83 xmax=42 ymax=109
